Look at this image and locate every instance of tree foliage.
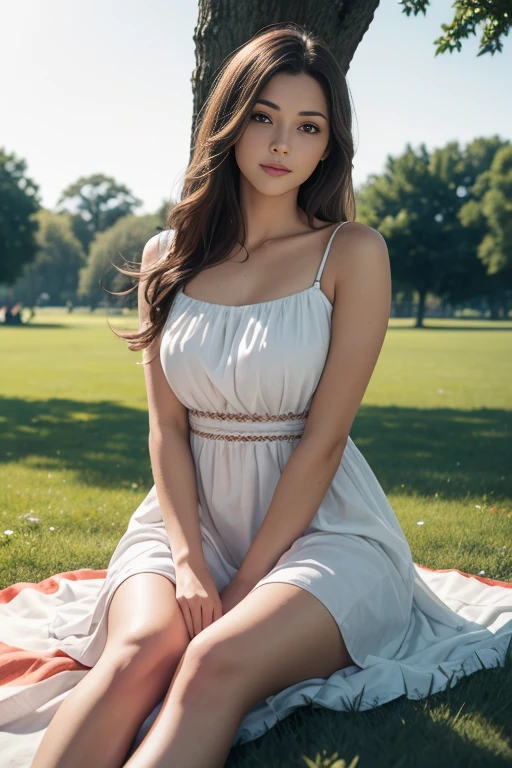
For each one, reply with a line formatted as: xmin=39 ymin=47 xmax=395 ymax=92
xmin=10 ymin=209 xmax=86 ymax=306
xmin=460 ymin=143 xmax=512 ymax=275
xmin=77 ymin=213 xmax=162 ymax=309
xmin=0 ymin=148 xmax=41 ymax=284
xmin=356 ymin=136 xmax=510 ymax=325
xmin=400 ymin=0 xmax=511 ymax=56
xmin=55 ymin=172 xmax=144 ymax=254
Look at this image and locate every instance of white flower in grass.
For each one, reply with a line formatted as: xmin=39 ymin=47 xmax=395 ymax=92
xmin=4 ymin=530 xmax=14 ymax=536
xmin=49 ymin=527 xmax=55 ymax=531
xmin=416 ymin=521 xmax=424 ymax=526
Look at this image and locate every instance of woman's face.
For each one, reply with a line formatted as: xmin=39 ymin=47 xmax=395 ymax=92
xmin=234 ymin=72 xmax=331 ymax=196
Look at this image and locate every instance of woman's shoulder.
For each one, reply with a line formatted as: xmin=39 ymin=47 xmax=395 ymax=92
xmin=329 ymin=221 xmax=390 ymax=284
xmin=332 ymin=220 xmax=387 ymax=254
xmin=142 ymin=229 xmax=175 ymax=269
xmin=334 ymin=220 xmax=383 ymax=238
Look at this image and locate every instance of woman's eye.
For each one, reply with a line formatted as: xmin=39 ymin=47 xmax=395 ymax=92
xmin=250 ymin=113 xmax=320 ymax=134
xmin=300 ymin=123 xmax=320 ymax=134
xmin=251 ymin=112 xmax=271 ymax=124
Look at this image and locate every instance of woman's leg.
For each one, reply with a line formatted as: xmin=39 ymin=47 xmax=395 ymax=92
xmin=124 ymin=582 xmax=354 ymax=768
xmin=30 ymin=572 xmax=190 ymax=768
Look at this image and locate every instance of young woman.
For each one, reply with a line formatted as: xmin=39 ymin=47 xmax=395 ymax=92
xmin=2 ymin=21 xmax=511 ymax=768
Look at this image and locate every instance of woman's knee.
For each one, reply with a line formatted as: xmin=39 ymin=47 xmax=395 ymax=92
xmin=102 ymin=572 xmax=190 ymax=673
xmin=105 ymin=626 xmax=187 ymax=672
xmin=178 ymin=631 xmax=238 ymax=689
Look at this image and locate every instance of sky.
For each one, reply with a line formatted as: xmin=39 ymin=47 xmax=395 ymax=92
xmin=2 ymin=0 xmax=510 ymax=216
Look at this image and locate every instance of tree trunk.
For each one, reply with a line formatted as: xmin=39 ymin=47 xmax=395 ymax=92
xmin=190 ymin=0 xmax=381 ymax=155
xmin=415 ymin=287 xmax=427 ymax=328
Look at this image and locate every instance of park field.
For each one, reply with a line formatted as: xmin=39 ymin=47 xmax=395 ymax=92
xmin=1 ymin=309 xmax=511 ymax=767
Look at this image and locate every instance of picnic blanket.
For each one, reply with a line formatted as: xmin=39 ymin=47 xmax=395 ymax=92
xmin=1 ymin=562 xmax=511 ymax=767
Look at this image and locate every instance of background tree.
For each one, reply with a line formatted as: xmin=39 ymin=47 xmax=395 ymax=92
xmin=459 ymin=143 xmax=512 ymax=318
xmin=55 ymin=172 xmax=144 ymax=255
xmin=0 ymin=148 xmax=41 ymax=286
xmin=9 ymin=210 xmax=86 ymax=307
xmin=78 ymin=213 xmax=163 ymax=310
xmin=433 ymin=136 xmax=511 ymax=319
xmin=356 ymin=137 xmax=510 ymax=326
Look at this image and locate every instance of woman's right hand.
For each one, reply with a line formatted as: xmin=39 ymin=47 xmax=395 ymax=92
xmin=174 ymin=561 xmax=224 ymax=639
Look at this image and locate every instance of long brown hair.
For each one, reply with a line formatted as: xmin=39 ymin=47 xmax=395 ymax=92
xmin=108 ymin=21 xmax=356 ymax=361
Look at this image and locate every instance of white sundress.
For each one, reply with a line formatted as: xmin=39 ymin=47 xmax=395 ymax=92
xmin=0 ymin=223 xmax=511 ymax=764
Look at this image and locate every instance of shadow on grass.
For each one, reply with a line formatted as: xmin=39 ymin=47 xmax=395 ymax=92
xmin=353 ymin=405 xmax=511 ymax=500
xmin=0 ymin=396 xmax=511 ymax=499
xmin=0 ymin=396 xmax=153 ymax=490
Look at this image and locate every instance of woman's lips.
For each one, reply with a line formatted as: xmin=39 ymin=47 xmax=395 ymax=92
xmin=260 ymin=165 xmax=291 ymax=176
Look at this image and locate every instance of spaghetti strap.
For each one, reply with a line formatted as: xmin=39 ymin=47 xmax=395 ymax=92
xmin=313 ymin=221 xmax=350 ymax=285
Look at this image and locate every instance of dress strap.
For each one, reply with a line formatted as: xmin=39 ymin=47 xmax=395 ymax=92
xmin=313 ymin=221 xmax=350 ymax=285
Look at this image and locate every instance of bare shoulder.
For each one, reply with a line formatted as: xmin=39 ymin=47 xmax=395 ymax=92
xmin=329 ymin=221 xmax=389 ymax=291
xmin=332 ymin=221 xmax=388 ymax=264
xmin=141 ymin=229 xmax=171 ymax=270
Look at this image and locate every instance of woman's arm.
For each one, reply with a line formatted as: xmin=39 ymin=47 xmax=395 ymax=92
xmin=148 ymin=428 xmax=205 ymax=568
xmin=139 ymin=233 xmax=206 ymax=569
xmin=236 ymin=224 xmax=392 ymax=586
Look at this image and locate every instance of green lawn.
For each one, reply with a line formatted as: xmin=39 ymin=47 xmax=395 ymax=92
xmin=1 ymin=309 xmax=511 ymax=767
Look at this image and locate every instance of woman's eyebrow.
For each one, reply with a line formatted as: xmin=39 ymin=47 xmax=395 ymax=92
xmin=255 ymin=98 xmax=327 ymax=120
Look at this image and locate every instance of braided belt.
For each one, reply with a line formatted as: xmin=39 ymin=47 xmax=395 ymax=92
xmin=188 ymin=407 xmax=309 ymax=442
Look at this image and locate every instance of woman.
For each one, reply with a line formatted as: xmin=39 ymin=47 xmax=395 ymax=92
xmin=2 ymin=21 xmax=511 ymax=768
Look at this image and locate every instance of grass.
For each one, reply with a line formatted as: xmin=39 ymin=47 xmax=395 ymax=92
xmin=1 ymin=308 xmax=511 ymax=767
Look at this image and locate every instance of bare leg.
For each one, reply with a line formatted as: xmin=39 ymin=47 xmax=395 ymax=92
xmin=124 ymin=582 xmax=353 ymax=768
xmin=30 ymin=573 xmax=189 ymax=768
xmin=124 ymin=652 xmax=244 ymax=768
